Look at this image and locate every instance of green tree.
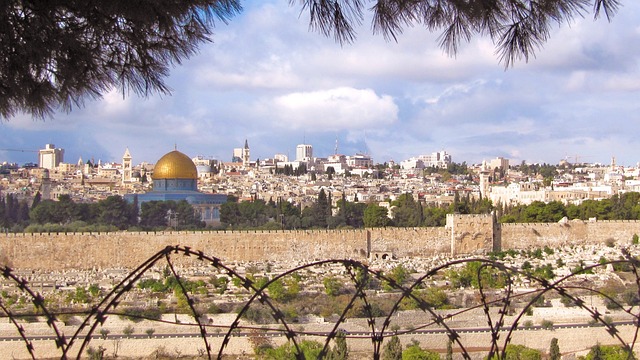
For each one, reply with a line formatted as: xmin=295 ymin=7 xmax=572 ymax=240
xmin=549 ymin=338 xmax=560 ymax=360
xmin=498 ymin=344 xmax=542 ymax=360
xmin=364 ymin=204 xmax=392 ymax=227
xmin=30 ymin=192 xmax=41 ymax=212
xmin=97 ymin=195 xmax=133 ymax=229
xmin=323 ymin=276 xmax=342 ymax=297
xmin=302 ymin=189 xmax=332 ymax=228
xmin=122 ymin=325 xmax=135 ymax=337
xmin=1 ymin=0 xmax=622 ymax=119
xmin=262 ymin=340 xmax=323 ymax=359
xmin=382 ymin=335 xmax=402 ymax=360
xmin=0 ymin=1 xmax=242 ymax=118
xmin=326 ymin=166 xmax=336 ymax=180
xmin=30 ymin=199 xmax=64 ymax=224
xmin=326 ymin=331 xmax=348 ymax=360
xmin=584 ymin=344 xmax=636 ymax=360
xmin=220 ymin=200 xmax=241 ymax=227
xmin=392 ymin=194 xmax=422 ymax=227
xmin=383 ymin=265 xmax=410 ymax=291
xmin=139 ymin=201 xmax=170 ymax=228
xmin=336 ymin=195 xmax=366 ymax=228
xmin=423 ymin=287 xmax=450 ymax=309
xmin=402 ymin=343 xmax=440 ymax=360
xmin=237 ymin=199 xmax=270 ymax=227
xmin=422 ymin=206 xmax=448 ymax=227
xmin=174 ymin=200 xmax=205 ymax=228
xmin=267 ymin=278 xmax=296 ymax=302
xmin=447 ymin=261 xmax=505 ymax=289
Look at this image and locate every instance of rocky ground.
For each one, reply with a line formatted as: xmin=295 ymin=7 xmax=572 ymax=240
xmin=2 ymin=243 xmax=640 ymax=359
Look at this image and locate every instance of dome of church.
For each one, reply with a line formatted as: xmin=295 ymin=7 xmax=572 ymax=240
xmin=152 ymin=150 xmax=198 ymax=180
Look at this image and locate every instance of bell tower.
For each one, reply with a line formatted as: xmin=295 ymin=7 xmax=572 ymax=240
xmin=243 ymin=139 xmax=250 ymax=167
xmin=122 ymin=147 xmax=132 ymax=184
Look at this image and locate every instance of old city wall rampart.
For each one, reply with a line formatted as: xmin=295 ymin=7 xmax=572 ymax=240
xmin=500 ymin=220 xmax=640 ymax=249
xmin=0 ymin=227 xmax=450 ymax=271
xmin=2 ymin=216 xmax=640 ymax=271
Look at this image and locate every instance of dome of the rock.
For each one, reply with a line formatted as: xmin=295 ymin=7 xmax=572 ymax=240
xmin=125 ymin=148 xmax=227 ymax=225
xmin=152 ymin=150 xmax=198 ymax=180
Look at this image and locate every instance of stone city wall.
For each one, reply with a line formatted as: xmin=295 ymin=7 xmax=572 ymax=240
xmin=0 ymin=228 xmax=450 ymax=271
xmin=500 ymin=220 xmax=640 ymax=250
xmin=2 ymin=217 xmax=640 ymax=271
xmin=446 ymin=214 xmax=495 ymax=255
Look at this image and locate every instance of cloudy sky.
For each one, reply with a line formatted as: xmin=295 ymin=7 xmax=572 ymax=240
xmin=2 ymin=1 xmax=640 ymax=167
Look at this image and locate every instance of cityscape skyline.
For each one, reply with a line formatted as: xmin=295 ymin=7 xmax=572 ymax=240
xmin=1 ymin=140 xmax=637 ymax=168
xmin=1 ymin=0 xmax=639 ymax=166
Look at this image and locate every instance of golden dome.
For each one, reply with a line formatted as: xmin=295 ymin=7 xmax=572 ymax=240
xmin=152 ymin=150 xmax=198 ymax=180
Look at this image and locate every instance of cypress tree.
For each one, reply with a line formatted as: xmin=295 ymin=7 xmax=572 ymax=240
xmin=382 ymin=335 xmax=402 ymax=360
xmin=549 ymin=338 xmax=560 ymax=360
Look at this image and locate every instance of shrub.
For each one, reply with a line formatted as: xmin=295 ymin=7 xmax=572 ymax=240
xmin=123 ymin=325 xmax=135 ymax=337
xmin=86 ymin=346 xmax=106 ymax=360
xmin=323 ymin=276 xmax=342 ymax=297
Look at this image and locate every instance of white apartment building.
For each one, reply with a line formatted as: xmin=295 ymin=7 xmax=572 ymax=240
xmin=324 ymin=162 xmax=346 ymax=174
xmin=488 ymin=157 xmax=509 ymax=171
xmin=347 ymin=153 xmax=373 ymax=168
xmin=232 ymin=148 xmax=243 ymax=163
xmin=296 ymin=144 xmax=313 ymax=162
xmin=38 ymin=144 xmax=64 ymax=170
xmin=400 ymin=151 xmax=451 ymax=169
xmin=400 ymin=158 xmax=424 ymax=170
xmin=419 ymin=151 xmax=451 ymax=168
xmin=489 ymin=182 xmax=614 ymax=206
xmin=274 ymin=153 xmax=288 ymax=162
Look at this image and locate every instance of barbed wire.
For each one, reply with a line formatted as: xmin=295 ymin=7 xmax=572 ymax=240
xmin=0 ymin=245 xmax=639 ymax=359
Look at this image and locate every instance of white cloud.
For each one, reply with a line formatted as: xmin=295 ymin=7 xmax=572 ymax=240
xmin=603 ymin=75 xmax=640 ymax=92
xmin=195 ymin=54 xmax=301 ymax=90
xmin=271 ymin=87 xmax=398 ymax=131
xmin=3 ymin=1 xmax=640 ymax=167
xmin=565 ymin=71 xmax=589 ymax=91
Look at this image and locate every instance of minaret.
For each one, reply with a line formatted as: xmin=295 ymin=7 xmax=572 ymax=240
xmin=41 ymin=169 xmax=51 ymax=200
xmin=122 ymin=148 xmax=132 ymax=184
xmin=243 ymin=139 xmax=250 ymax=167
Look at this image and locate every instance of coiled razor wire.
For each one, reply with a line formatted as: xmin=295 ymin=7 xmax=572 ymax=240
xmin=0 ymin=244 xmax=639 ymax=359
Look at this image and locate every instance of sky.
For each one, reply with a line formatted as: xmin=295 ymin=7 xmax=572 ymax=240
xmin=1 ymin=1 xmax=640 ymax=167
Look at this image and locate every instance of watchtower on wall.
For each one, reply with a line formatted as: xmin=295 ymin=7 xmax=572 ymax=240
xmin=446 ymin=213 xmax=496 ymax=255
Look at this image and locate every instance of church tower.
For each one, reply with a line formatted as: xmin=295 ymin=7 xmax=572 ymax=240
xmin=122 ymin=148 xmax=132 ymax=184
xmin=243 ymin=139 xmax=250 ymax=167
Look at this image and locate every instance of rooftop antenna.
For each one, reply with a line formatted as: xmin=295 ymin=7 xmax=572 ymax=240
xmin=335 ymin=136 xmax=338 ymax=155
xmin=363 ymin=131 xmax=370 ymax=155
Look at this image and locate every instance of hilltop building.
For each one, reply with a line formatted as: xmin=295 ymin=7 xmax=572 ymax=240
xmin=400 ymin=150 xmax=451 ymax=170
xmin=125 ymin=149 xmax=227 ymax=225
xmin=38 ymin=144 xmax=64 ymax=170
xmin=232 ymin=147 xmax=243 ymax=163
xmin=296 ymin=144 xmax=313 ymax=162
